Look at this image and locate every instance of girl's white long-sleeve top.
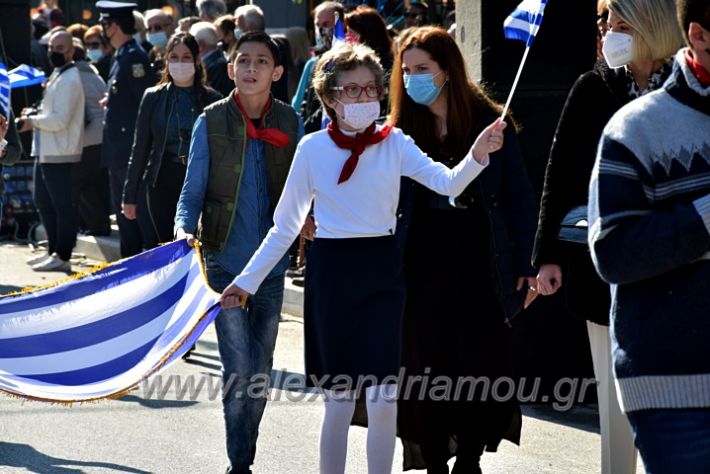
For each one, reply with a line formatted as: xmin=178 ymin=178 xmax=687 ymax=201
xmin=233 ymin=125 xmax=489 ymax=294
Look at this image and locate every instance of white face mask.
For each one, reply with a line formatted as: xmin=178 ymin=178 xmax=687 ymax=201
xmin=602 ymin=31 xmax=634 ymax=68
xmin=335 ymin=100 xmax=380 ymax=130
xmin=169 ymin=62 xmax=195 ymax=83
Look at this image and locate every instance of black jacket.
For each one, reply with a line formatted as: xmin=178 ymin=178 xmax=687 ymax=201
xmin=122 ymin=82 xmax=222 ymax=205
xmin=397 ymin=120 xmax=538 ymax=322
xmin=532 ymin=60 xmax=630 ymax=325
xmin=203 ymin=49 xmax=233 ymax=99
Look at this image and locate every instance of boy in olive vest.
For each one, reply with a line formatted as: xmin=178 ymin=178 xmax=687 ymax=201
xmin=174 ymin=31 xmax=301 ymax=474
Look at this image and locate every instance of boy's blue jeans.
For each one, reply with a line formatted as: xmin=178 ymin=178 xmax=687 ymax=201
xmin=204 ymin=253 xmax=284 ymax=473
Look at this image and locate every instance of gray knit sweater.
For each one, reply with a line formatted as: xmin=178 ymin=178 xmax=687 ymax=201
xmin=588 ymin=48 xmax=710 ymax=413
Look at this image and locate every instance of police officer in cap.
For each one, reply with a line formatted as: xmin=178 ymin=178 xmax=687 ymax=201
xmin=97 ymin=1 xmax=158 ymax=257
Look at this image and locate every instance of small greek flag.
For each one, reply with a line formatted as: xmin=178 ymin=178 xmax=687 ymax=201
xmin=0 ymin=241 xmax=221 ymax=403
xmin=332 ymin=11 xmax=346 ymax=49
xmin=9 ymin=64 xmax=46 ymax=89
xmin=0 ymin=63 xmax=10 ymax=118
xmin=503 ymin=0 xmax=549 ymax=47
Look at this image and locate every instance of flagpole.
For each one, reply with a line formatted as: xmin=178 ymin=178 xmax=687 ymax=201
xmin=501 ymin=45 xmax=531 ymax=119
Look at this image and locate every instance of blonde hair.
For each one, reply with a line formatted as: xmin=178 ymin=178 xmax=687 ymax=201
xmin=312 ymin=43 xmax=384 ymax=122
xmin=608 ymin=0 xmax=683 ymax=61
xmin=597 ymin=0 xmax=608 ymax=15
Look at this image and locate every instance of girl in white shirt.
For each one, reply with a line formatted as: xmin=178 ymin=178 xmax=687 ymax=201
xmin=220 ymin=43 xmax=505 ymax=474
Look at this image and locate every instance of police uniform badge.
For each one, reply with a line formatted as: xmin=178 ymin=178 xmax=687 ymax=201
xmin=131 ymin=63 xmax=145 ymax=78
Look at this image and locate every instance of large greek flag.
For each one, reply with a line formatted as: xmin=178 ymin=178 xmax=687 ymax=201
xmin=0 ymin=241 xmax=221 ymax=403
xmin=503 ymin=0 xmax=549 ymax=47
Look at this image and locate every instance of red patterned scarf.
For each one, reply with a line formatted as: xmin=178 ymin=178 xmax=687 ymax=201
xmin=327 ymin=121 xmax=392 ymax=184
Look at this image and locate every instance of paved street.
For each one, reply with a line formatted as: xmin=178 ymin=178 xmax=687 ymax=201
xmin=0 ymin=242 xmax=644 ymax=474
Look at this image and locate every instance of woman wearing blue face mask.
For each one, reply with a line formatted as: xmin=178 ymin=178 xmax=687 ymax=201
xmin=83 ymin=25 xmax=113 ymax=82
xmin=532 ymin=0 xmax=682 ymax=473
xmin=390 ymin=26 xmax=538 ymax=474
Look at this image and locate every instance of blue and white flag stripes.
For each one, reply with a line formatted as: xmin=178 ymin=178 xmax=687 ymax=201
xmin=503 ymin=0 xmax=549 ymax=47
xmin=0 ymin=63 xmax=10 ymax=118
xmin=8 ymin=64 xmax=46 ymax=89
xmin=332 ymin=11 xmax=346 ymax=49
xmin=0 ymin=241 xmax=221 ymax=403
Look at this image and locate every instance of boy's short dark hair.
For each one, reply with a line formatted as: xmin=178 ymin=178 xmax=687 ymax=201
xmin=676 ymin=0 xmax=710 ymax=44
xmin=231 ymin=31 xmax=281 ymax=67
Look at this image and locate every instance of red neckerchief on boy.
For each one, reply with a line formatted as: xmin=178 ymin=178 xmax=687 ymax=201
xmin=685 ymin=49 xmax=710 ymax=87
xmin=327 ymin=121 xmax=392 ymax=184
xmin=234 ymin=92 xmax=291 ymax=147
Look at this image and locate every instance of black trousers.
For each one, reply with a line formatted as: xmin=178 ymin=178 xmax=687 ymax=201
xmin=108 ymin=165 xmax=156 ymax=257
xmin=72 ymin=144 xmax=111 ymax=234
xmin=146 ymin=159 xmax=187 ymax=243
xmin=33 ymin=161 xmax=77 ymax=261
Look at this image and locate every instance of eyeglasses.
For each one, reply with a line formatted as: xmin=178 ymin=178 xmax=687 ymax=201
xmin=331 ymin=83 xmax=382 ymax=99
xmin=86 ymin=42 xmax=102 ymax=49
xmin=596 ymin=10 xmax=609 ymax=24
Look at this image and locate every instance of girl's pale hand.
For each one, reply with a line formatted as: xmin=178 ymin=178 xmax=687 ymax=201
xmin=472 ymin=119 xmax=507 ymax=163
xmin=220 ymin=283 xmax=249 ymax=309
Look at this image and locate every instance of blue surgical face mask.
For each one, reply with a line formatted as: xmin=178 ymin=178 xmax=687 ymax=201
xmin=87 ymin=49 xmax=104 ymax=62
xmin=403 ymin=71 xmax=446 ymax=106
xmin=147 ymin=31 xmax=168 ymax=50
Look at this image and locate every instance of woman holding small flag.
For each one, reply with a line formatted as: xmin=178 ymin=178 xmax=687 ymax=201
xmin=219 ymin=42 xmax=506 ymax=473
xmin=532 ymin=0 xmax=683 ymax=472
xmin=390 ymin=27 xmax=538 ymax=473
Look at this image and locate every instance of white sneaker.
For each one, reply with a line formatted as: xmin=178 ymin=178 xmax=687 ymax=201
xmin=32 ymin=254 xmax=71 ymax=272
xmin=26 ymin=253 xmax=51 ymax=266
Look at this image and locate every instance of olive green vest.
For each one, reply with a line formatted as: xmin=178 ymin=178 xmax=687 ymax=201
xmin=197 ymin=95 xmax=299 ymax=252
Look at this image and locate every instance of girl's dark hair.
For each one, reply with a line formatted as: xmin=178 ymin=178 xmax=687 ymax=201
xmin=388 ymin=26 xmax=513 ymax=159
xmin=159 ymin=33 xmax=211 ymax=113
xmin=345 ymin=6 xmax=394 ymax=70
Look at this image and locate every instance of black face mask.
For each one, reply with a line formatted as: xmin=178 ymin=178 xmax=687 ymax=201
xmin=49 ymin=51 xmax=67 ymax=68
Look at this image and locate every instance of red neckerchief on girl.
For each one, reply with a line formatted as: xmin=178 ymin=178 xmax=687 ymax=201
xmin=234 ymin=92 xmax=290 ymax=147
xmin=327 ymin=121 xmax=392 ymax=184
xmin=685 ymin=49 xmax=710 ymax=87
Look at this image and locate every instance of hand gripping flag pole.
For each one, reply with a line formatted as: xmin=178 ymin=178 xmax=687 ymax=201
xmin=501 ymin=0 xmax=549 ymax=119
